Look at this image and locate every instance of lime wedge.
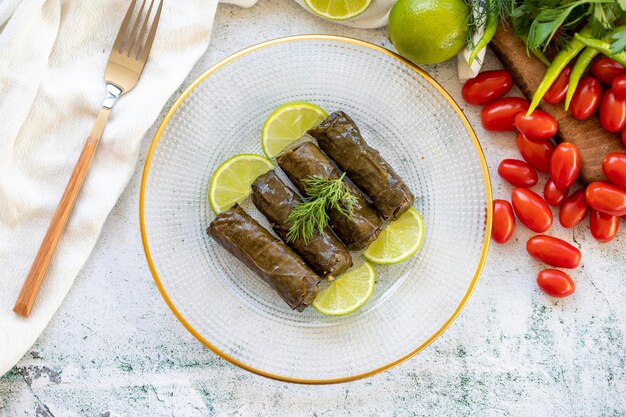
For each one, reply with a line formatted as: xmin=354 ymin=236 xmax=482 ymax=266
xmin=208 ymin=154 xmax=274 ymax=213
xmin=313 ymin=262 xmax=376 ymax=316
xmin=364 ymin=208 xmax=424 ymax=264
xmin=304 ymin=0 xmax=373 ymax=20
xmin=261 ymin=102 xmax=328 ymax=158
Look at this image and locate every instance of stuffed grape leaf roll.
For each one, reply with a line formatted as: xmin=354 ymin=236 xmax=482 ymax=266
xmin=309 ymin=111 xmax=415 ymax=221
xmin=251 ymin=171 xmax=352 ymax=277
xmin=276 ymin=138 xmax=383 ymax=250
xmin=207 ymin=204 xmax=319 ymax=311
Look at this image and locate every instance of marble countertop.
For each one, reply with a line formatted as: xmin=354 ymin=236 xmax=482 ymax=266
xmin=1 ymin=0 xmax=625 ymax=415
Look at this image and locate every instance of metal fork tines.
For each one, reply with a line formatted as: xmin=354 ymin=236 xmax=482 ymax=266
xmin=106 ymin=0 xmax=163 ymax=98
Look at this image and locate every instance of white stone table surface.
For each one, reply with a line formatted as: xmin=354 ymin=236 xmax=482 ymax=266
xmin=1 ymin=0 xmax=625 ymax=415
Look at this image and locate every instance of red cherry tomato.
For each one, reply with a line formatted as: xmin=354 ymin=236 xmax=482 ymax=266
xmin=586 ymin=181 xmax=626 ymax=216
xmin=498 ymin=159 xmax=538 ymax=188
xmin=516 ymin=132 xmax=555 ymax=173
xmin=544 ymin=179 xmax=569 ymax=206
xmin=536 ymin=270 xmax=575 ymax=298
xmin=590 ymin=209 xmax=620 ymax=242
xmin=591 ymin=58 xmax=626 ymax=85
xmin=612 ymin=73 xmax=626 ymax=100
xmin=481 ymin=97 xmax=530 ymax=131
xmin=550 ymin=142 xmax=581 ymax=190
xmin=492 ymin=199 xmax=515 ymax=244
xmin=526 ymin=235 xmax=581 ymax=268
xmin=569 ymin=76 xmax=602 ymax=120
xmin=514 ymin=110 xmax=558 ymax=142
xmin=602 ymin=152 xmax=626 ymax=189
xmin=559 ymin=188 xmax=589 ymax=228
xmin=543 ymin=66 xmax=571 ymax=104
xmin=462 ymin=70 xmax=513 ymax=105
xmin=599 ymin=90 xmax=626 ymax=132
xmin=511 ymin=188 xmax=553 ymax=233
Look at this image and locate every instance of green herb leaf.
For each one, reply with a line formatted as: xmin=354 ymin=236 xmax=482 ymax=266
xmin=286 ymin=197 xmax=329 ymax=245
xmin=509 ymin=0 xmax=619 ymax=52
xmin=286 ymin=173 xmax=357 ymax=244
xmin=465 ymin=0 xmax=510 ymax=49
xmin=526 ymin=2 xmax=587 ymax=50
xmin=610 ymin=27 xmax=626 ymax=53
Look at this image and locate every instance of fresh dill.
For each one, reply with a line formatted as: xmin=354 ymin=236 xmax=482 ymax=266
xmin=465 ymin=0 xmax=510 ymax=49
xmin=465 ymin=0 xmax=626 ymax=56
xmin=286 ymin=173 xmax=357 ymax=244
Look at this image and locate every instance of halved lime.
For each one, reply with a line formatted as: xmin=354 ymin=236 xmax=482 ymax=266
xmin=261 ymin=102 xmax=328 ymax=158
xmin=313 ymin=262 xmax=376 ymax=316
xmin=208 ymin=154 xmax=274 ymax=213
xmin=304 ymin=0 xmax=373 ymax=21
xmin=364 ymin=208 xmax=424 ymax=264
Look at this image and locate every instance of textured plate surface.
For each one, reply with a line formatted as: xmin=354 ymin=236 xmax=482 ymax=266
xmin=140 ymin=35 xmax=492 ymax=383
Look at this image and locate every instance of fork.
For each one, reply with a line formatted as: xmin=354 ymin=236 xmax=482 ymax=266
xmin=13 ymin=0 xmax=163 ymax=317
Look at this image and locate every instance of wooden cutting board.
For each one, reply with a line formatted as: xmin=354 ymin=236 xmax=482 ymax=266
xmin=490 ymin=24 xmax=624 ymax=183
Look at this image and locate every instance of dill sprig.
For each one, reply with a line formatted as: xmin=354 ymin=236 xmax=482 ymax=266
xmin=285 ymin=196 xmax=329 ymax=244
xmin=286 ymin=173 xmax=357 ymax=244
xmin=304 ymin=174 xmax=357 ymax=218
xmin=465 ymin=0 xmax=510 ymax=49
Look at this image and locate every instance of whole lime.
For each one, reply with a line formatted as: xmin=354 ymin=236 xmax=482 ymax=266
xmin=388 ymin=0 xmax=469 ymax=65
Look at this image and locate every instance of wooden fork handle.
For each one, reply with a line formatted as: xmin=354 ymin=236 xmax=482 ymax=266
xmin=13 ymin=108 xmax=112 ymax=317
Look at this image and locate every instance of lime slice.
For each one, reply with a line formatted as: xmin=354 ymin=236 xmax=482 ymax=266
xmin=304 ymin=0 xmax=373 ymax=20
xmin=261 ymin=102 xmax=328 ymax=158
xmin=208 ymin=154 xmax=274 ymax=213
xmin=313 ymin=262 xmax=376 ymax=316
xmin=364 ymin=208 xmax=424 ymax=264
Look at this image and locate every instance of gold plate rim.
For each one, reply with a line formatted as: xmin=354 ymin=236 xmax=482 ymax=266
xmin=139 ymin=34 xmax=493 ymax=385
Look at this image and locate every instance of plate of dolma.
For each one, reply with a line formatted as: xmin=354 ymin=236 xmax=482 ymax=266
xmin=140 ymin=35 xmax=492 ymax=383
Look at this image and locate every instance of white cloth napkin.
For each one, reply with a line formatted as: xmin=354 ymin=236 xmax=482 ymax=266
xmin=0 ymin=0 xmax=236 ymax=377
xmin=0 ymin=0 xmax=397 ymax=377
